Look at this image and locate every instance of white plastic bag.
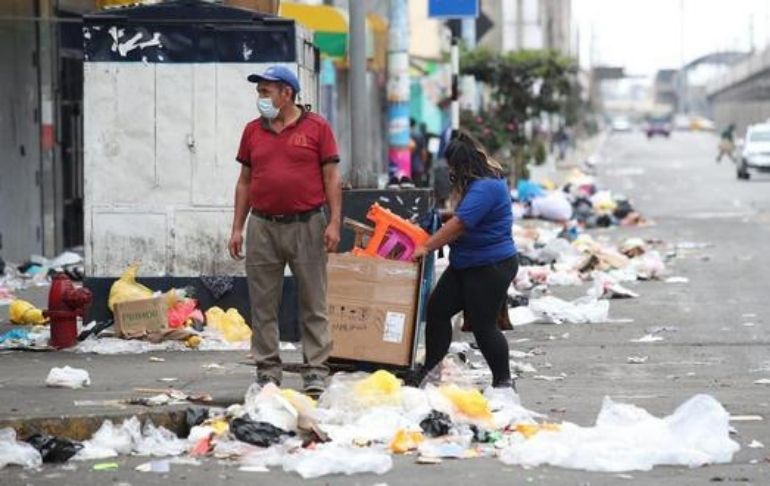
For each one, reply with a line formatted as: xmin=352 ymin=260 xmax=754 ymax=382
xmin=0 ymin=428 xmax=42 ymax=469
xmin=75 ymin=417 xmax=141 ymax=460
xmin=528 ymin=296 xmax=610 ymax=324
xmin=134 ymin=421 xmax=188 ymax=457
xmin=45 ymin=366 xmax=91 ymax=389
xmin=499 ymin=394 xmax=740 ymax=472
xmin=282 ymin=444 xmax=392 ymax=479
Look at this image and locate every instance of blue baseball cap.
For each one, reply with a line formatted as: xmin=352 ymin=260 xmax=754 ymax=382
xmin=247 ymin=65 xmax=300 ymax=94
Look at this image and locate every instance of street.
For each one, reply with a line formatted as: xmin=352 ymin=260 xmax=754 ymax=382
xmin=1 ymin=130 xmax=768 ymax=485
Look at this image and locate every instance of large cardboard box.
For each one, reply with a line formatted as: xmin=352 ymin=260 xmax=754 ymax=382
xmin=114 ymin=297 xmax=167 ymax=338
xmin=327 ymin=254 xmax=421 ymax=367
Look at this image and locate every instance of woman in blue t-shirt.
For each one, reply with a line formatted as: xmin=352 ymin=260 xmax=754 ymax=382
xmin=411 ymin=131 xmax=519 ymax=390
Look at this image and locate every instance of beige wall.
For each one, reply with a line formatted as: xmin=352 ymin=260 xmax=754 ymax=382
xmin=409 ymin=0 xmax=444 ymax=60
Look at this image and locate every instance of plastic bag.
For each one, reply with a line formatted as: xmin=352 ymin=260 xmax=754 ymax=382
xmin=419 ymin=410 xmax=452 ymax=437
xmin=45 ymin=366 xmax=91 ymax=389
xmin=9 ymin=299 xmax=48 ymax=325
xmin=353 ymin=370 xmax=402 ymax=407
xmin=243 ymin=383 xmax=302 ymax=432
xmin=499 ymin=394 xmax=740 ymax=472
xmin=75 ymin=418 xmax=140 ymax=460
xmin=439 ymin=385 xmax=492 ymax=422
xmin=108 ymin=264 xmax=153 ymax=312
xmin=282 ymin=444 xmax=392 ymax=479
xmin=167 ymin=299 xmax=203 ymax=329
xmin=205 ymin=307 xmax=251 ymax=343
xmin=528 ymin=296 xmax=610 ymax=324
xmin=0 ymin=428 xmax=42 ymax=469
xmin=231 ymin=417 xmax=293 ymax=447
xmin=134 ymin=421 xmax=188 ymax=457
xmin=184 ymin=407 xmax=210 ymax=437
xmin=25 ymin=434 xmax=83 ymax=463
xmin=389 ymin=429 xmax=424 ymax=454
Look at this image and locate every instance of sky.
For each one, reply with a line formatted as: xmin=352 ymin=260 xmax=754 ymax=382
xmin=574 ymin=0 xmax=770 ymax=75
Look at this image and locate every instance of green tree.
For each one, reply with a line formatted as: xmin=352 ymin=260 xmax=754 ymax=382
xmin=460 ymin=48 xmax=580 ymax=183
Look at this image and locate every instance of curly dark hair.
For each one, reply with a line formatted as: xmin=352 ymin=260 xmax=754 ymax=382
xmin=445 ymin=130 xmax=503 ymax=196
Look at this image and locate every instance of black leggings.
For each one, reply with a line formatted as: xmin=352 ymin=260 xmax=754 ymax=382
xmin=424 ymin=256 xmax=518 ymax=385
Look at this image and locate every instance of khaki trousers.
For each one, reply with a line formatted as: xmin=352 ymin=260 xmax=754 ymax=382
xmin=245 ymin=211 xmax=331 ymax=380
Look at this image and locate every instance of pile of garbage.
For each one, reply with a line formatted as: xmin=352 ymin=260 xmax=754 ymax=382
xmin=0 ymin=251 xmax=84 ymax=305
xmin=0 ymin=264 xmax=253 ymax=353
xmin=0 ymin=369 xmax=740 ymax=477
xmin=513 ymin=169 xmax=650 ymax=229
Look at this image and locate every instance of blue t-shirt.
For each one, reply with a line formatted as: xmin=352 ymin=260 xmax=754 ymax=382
xmin=450 ymin=177 xmax=517 ymax=269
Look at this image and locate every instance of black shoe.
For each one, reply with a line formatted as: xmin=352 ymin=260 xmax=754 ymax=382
xmin=302 ymin=373 xmax=326 ymax=396
xmin=399 ymin=176 xmax=415 ymax=188
xmin=256 ymin=374 xmax=281 ymax=388
xmin=403 ymin=364 xmax=430 ymax=388
xmin=492 ymin=378 xmax=517 ymax=392
xmin=387 ymin=176 xmax=401 ymax=189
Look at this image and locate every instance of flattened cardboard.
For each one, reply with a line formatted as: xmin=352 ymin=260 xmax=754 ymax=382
xmin=114 ymin=297 xmax=167 ymax=338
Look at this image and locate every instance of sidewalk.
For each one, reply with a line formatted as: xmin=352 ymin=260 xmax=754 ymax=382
xmin=0 ymin=348 xmax=305 ymax=440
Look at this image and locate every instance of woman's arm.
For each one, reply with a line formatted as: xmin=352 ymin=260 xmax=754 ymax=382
xmin=413 ymin=216 xmax=465 ymax=259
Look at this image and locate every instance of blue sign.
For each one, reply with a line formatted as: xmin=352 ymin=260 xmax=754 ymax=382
xmin=428 ymin=0 xmax=479 ymax=19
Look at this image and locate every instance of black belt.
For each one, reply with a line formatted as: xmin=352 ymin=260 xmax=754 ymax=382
xmin=250 ymin=206 xmax=323 ymax=224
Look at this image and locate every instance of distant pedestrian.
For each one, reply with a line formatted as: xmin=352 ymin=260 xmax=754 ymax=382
xmin=716 ymin=124 xmax=736 ymax=163
xmin=228 ymin=66 xmax=342 ymax=396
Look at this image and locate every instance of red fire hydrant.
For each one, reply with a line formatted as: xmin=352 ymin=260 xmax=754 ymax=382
xmin=44 ymin=273 xmax=93 ymax=349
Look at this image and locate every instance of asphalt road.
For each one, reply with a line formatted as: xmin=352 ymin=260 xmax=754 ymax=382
xmin=2 ymin=130 xmax=769 ymax=485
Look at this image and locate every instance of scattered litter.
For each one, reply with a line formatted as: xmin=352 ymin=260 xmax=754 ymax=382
xmin=135 ymin=459 xmax=170 ymax=473
xmin=231 ymin=417 xmax=294 ymax=447
xmin=9 ymin=299 xmax=48 ymax=325
xmin=533 ymin=375 xmax=565 ymax=382
xmin=92 ymin=462 xmax=119 ymax=471
xmin=282 ymin=444 xmax=393 ymax=479
xmin=528 ymin=296 xmax=610 ymax=324
xmin=665 ymin=277 xmax=689 ymax=284
xmin=729 ymin=415 xmax=763 ymax=422
xmin=627 ymin=355 xmax=649 ymax=364
xmin=630 ymin=335 xmax=664 ymax=343
xmin=742 ymin=313 xmax=757 ymax=318
xmin=280 ymin=342 xmax=297 ymax=351
xmin=25 ymin=434 xmax=82 ymax=463
xmin=616 ymin=473 xmax=634 ymax=479
xmin=0 ymin=428 xmax=42 ymax=469
xmin=45 ymin=366 xmax=91 ymax=389
xmin=499 ymin=394 xmax=739 ymax=472
xmin=203 ymin=363 xmax=225 ymax=370
xmin=748 ymin=440 xmax=764 ymax=449
xmin=753 ymin=379 xmax=770 ymax=385
xmin=148 ymin=356 xmax=165 ymax=362
xmin=239 ymin=465 xmax=269 ymax=472
xmin=743 ymin=322 xmax=756 ymax=327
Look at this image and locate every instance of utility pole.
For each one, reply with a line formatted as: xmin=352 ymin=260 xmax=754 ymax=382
xmin=349 ymin=0 xmax=374 ymax=187
xmin=386 ymin=0 xmax=411 ymax=184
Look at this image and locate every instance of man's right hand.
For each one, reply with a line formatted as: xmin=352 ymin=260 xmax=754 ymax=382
xmin=228 ymin=231 xmax=244 ymax=260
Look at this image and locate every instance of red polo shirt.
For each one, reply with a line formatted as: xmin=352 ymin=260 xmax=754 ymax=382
xmin=236 ymin=110 xmax=339 ymax=215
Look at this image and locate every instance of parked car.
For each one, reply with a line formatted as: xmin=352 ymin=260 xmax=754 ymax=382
xmin=737 ymin=123 xmax=770 ymax=180
xmin=645 ymin=117 xmax=671 ymax=138
xmin=610 ymin=116 xmax=633 ymax=133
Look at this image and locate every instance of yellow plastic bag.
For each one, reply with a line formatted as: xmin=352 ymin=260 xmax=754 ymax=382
xmin=514 ymin=422 xmax=561 ymax=439
xmin=9 ymin=299 xmax=48 ymax=325
xmin=389 ymin=429 xmax=424 ymax=454
xmin=108 ymin=264 xmax=153 ymax=312
xmin=204 ymin=307 xmax=252 ymax=343
xmin=354 ymin=370 xmax=402 ymax=407
xmin=439 ymin=385 xmax=492 ymax=421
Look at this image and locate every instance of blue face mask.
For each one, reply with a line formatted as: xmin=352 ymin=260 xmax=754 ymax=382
xmin=257 ymin=97 xmax=280 ymax=119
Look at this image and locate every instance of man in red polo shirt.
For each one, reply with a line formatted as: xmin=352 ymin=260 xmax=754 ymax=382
xmin=228 ymin=66 xmax=342 ymax=395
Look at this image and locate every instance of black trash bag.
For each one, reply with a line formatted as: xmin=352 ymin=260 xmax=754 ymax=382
xmin=184 ymin=407 xmax=210 ymax=437
xmin=419 ymin=410 xmax=452 ymax=438
xmin=613 ymin=200 xmax=634 ymax=220
xmin=25 ymin=433 xmax=83 ymax=463
xmin=0 ymin=256 xmax=5 ymax=275
xmin=231 ymin=417 xmax=294 ymax=447
xmin=507 ymin=294 xmax=529 ymax=309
